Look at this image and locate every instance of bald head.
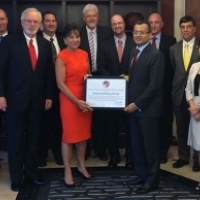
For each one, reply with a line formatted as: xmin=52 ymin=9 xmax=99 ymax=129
xmin=148 ymin=13 xmax=164 ymax=36
xmin=0 ymin=9 xmax=8 ymax=35
xmin=111 ymin=14 xmax=125 ymax=37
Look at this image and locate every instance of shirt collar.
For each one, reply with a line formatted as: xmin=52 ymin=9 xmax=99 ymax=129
xmin=23 ymin=32 xmax=36 ymax=42
xmin=137 ymin=42 xmax=150 ymax=52
xmin=43 ymin=32 xmax=56 ymax=40
xmin=1 ymin=32 xmax=8 ymax=37
xmin=183 ymin=37 xmax=195 ymax=47
xmin=86 ymin=26 xmax=97 ymax=34
xmin=114 ymin=34 xmax=126 ymax=45
xmin=151 ymin=32 xmax=161 ymax=40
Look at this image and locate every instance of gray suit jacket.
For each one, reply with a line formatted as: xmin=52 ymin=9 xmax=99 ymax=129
xmin=170 ymin=39 xmax=199 ymax=106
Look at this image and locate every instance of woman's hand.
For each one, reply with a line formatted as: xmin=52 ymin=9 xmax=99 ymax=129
xmin=188 ymin=105 xmax=200 ymax=121
xmin=77 ymin=100 xmax=93 ymax=112
xmin=84 ymin=74 xmax=92 ymax=80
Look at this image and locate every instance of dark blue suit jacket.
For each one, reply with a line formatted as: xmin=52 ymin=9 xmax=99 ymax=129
xmin=0 ymin=33 xmax=54 ymax=112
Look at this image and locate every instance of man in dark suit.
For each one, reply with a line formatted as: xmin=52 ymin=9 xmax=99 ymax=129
xmin=124 ymin=20 xmax=165 ymax=194
xmin=79 ymin=4 xmax=112 ymax=160
xmin=37 ymin=11 xmax=65 ymax=167
xmin=0 ymin=8 xmax=54 ymax=191
xmin=0 ymin=8 xmax=9 ymax=167
xmin=148 ymin=13 xmax=177 ymax=164
xmin=170 ymin=16 xmax=200 ymax=170
xmin=98 ymin=14 xmax=135 ymax=167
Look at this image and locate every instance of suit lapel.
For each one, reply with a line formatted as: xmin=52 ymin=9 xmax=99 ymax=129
xmin=176 ymin=41 xmax=185 ymax=72
xmin=129 ymin=44 xmax=151 ymax=81
xmin=110 ymin=37 xmax=120 ymax=63
xmin=159 ymin=34 xmax=165 ymax=51
xmin=35 ymin=36 xmax=45 ymax=70
xmin=19 ymin=33 xmax=33 ymax=70
xmin=188 ymin=39 xmax=199 ymax=72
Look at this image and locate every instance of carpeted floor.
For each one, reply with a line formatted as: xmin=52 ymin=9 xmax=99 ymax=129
xmin=16 ymin=167 xmax=200 ymax=200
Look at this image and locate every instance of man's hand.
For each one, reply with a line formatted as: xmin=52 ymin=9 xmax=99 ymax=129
xmin=120 ymin=74 xmax=129 ymax=81
xmin=0 ymin=97 xmax=7 ymax=111
xmin=45 ymin=99 xmax=53 ymax=110
xmin=124 ymin=103 xmax=137 ymax=113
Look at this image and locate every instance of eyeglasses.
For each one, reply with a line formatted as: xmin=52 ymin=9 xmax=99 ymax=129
xmin=132 ymin=31 xmax=150 ymax=35
xmin=23 ymin=19 xmax=40 ymax=24
xmin=112 ymin=22 xmax=124 ymax=27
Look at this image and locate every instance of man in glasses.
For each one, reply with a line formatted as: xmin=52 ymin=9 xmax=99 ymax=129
xmin=124 ymin=21 xmax=165 ymax=193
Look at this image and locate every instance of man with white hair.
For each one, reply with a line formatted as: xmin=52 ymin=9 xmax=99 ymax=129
xmin=80 ymin=4 xmax=112 ymax=160
xmin=0 ymin=8 xmax=54 ymax=191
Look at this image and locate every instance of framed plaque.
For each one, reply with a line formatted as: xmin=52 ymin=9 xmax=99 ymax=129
xmin=84 ymin=76 xmax=128 ymax=109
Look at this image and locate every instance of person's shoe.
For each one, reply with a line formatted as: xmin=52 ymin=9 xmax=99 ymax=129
xmin=85 ymin=153 xmax=90 ymax=161
xmin=160 ymin=156 xmax=168 ymax=164
xmin=131 ymin=177 xmax=144 ymax=185
xmin=192 ymin=164 xmax=200 ymax=172
xmin=24 ymin=176 xmax=45 ymax=185
xmin=96 ymin=153 xmax=108 ymax=161
xmin=171 ymin=136 xmax=178 ymax=145
xmin=55 ymin=157 xmax=64 ymax=165
xmin=108 ymin=158 xmax=118 ymax=168
xmin=135 ymin=184 xmax=158 ymax=194
xmin=125 ymin=158 xmax=134 ymax=168
xmin=33 ymin=178 xmax=45 ymax=185
xmin=77 ymin=169 xmax=93 ymax=180
xmin=173 ymin=160 xmax=189 ymax=168
xmin=64 ymin=182 xmax=75 ymax=189
xmin=38 ymin=159 xmax=47 ymax=167
xmin=11 ymin=182 xmax=21 ymax=192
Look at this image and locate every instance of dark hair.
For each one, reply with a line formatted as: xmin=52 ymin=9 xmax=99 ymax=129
xmin=42 ymin=11 xmax=57 ymax=22
xmin=179 ymin=15 xmax=196 ymax=27
xmin=134 ymin=20 xmax=152 ymax=33
xmin=62 ymin=23 xmax=80 ymax=38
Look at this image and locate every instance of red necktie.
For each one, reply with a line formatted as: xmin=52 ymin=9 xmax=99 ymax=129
xmin=29 ymin=39 xmax=37 ymax=70
xmin=151 ymin=37 xmax=157 ymax=48
xmin=117 ymin=40 xmax=123 ymax=62
xmin=131 ymin=49 xmax=140 ymax=72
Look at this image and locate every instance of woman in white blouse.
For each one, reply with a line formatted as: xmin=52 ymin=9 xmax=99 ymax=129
xmin=185 ymin=45 xmax=200 ymax=190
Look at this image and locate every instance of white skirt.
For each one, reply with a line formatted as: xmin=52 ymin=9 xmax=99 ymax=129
xmin=188 ymin=96 xmax=200 ymax=151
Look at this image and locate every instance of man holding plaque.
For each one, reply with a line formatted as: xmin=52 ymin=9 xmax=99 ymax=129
xmin=98 ymin=14 xmax=135 ymax=167
xmin=124 ymin=21 xmax=164 ymax=193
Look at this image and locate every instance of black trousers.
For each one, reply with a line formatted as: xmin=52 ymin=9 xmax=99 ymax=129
xmin=159 ymin=98 xmax=173 ymax=158
xmin=6 ymin=104 xmax=42 ymax=183
xmin=174 ymin=96 xmax=190 ymax=161
xmin=130 ymin=116 xmax=160 ymax=186
xmin=38 ymin=97 xmax=62 ymax=160
xmin=94 ymin=110 xmax=120 ymax=158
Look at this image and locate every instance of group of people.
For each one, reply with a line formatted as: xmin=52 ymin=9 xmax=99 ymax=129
xmin=0 ymin=2 xmax=200 ymax=194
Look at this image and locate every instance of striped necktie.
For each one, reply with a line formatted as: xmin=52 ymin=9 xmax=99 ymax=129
xmin=88 ymin=31 xmax=95 ymax=72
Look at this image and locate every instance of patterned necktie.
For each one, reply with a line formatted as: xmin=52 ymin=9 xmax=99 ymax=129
xmin=50 ymin=37 xmax=57 ymax=61
xmin=130 ymin=49 xmax=140 ymax=72
xmin=117 ymin=40 xmax=123 ymax=62
xmin=29 ymin=39 xmax=37 ymax=71
xmin=152 ymin=37 xmax=157 ymax=48
xmin=183 ymin=43 xmax=190 ymax=71
xmin=88 ymin=31 xmax=95 ymax=72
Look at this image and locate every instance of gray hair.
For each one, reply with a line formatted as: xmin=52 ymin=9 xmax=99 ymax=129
xmin=21 ymin=8 xmax=42 ymax=22
xmin=83 ymin=4 xmax=98 ymax=16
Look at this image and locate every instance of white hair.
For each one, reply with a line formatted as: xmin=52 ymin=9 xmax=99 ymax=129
xmin=83 ymin=4 xmax=99 ymax=16
xmin=21 ymin=8 xmax=42 ymax=22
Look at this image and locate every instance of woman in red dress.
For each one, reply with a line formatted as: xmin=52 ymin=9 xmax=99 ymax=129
xmin=55 ymin=24 xmax=93 ymax=188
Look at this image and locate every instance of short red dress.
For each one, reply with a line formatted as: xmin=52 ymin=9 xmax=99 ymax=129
xmin=57 ymin=49 xmax=92 ymax=143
